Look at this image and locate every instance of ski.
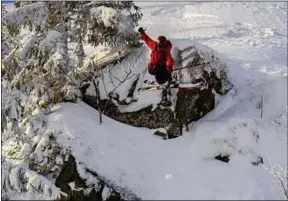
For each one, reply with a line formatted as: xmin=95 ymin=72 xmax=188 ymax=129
xmin=138 ymin=82 xmax=204 ymax=92
xmin=143 ymin=79 xmax=180 ymax=87
xmin=138 ymin=85 xmax=164 ymax=91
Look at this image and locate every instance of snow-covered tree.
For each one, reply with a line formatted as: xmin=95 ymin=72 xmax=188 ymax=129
xmin=2 ymin=1 xmax=142 ymax=109
xmin=1 ymin=5 xmax=21 ymax=67
xmin=1 ymin=2 xmax=142 ymax=199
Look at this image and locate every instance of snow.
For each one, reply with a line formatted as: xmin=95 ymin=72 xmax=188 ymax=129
xmin=91 ymin=6 xmax=118 ymax=28
xmin=39 ymin=30 xmax=63 ymax=56
xmin=2 ymin=1 xmax=288 ymax=200
xmin=84 ymin=46 xmax=163 ymax=113
xmin=2 ymin=161 xmax=61 ymax=200
xmin=3 ymin=2 xmax=46 ymax=26
xmin=67 ymin=2 xmax=287 ymax=199
xmin=84 ymin=38 xmax=227 ymax=113
xmin=102 ymin=186 xmax=110 ymax=200
xmin=47 ymin=100 xmax=286 ymax=199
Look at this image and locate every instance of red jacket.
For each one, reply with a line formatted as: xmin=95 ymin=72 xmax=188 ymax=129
xmin=140 ymin=32 xmax=175 ymax=72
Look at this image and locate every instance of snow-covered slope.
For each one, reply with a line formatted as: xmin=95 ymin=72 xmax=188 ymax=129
xmin=46 ymin=2 xmax=287 ymax=200
xmin=3 ymin=1 xmax=287 ymax=200
xmin=47 ymin=99 xmax=286 ymax=199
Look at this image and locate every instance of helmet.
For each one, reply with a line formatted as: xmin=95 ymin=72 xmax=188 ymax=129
xmin=157 ymin=36 xmax=167 ymax=43
xmin=157 ymin=36 xmax=167 ymax=48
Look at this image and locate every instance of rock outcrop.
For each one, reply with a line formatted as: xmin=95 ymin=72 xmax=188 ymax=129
xmin=55 ymin=155 xmax=140 ymax=201
xmin=83 ymin=85 xmax=215 ymax=139
xmin=55 ymin=41 xmax=235 ymax=201
xmin=80 ymin=42 xmax=233 ymax=139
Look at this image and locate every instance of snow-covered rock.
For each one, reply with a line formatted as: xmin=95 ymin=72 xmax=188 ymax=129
xmin=81 ymin=40 xmax=232 ymax=138
xmin=55 ymin=155 xmax=140 ymax=201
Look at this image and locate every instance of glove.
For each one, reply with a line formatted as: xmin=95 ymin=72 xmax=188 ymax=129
xmin=138 ymin=27 xmax=144 ymax=33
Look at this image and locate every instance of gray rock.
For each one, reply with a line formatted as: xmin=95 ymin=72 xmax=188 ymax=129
xmin=81 ymin=46 xmax=232 ymax=139
xmin=55 ymin=155 xmax=140 ymax=201
xmin=83 ymin=86 xmax=214 ymax=138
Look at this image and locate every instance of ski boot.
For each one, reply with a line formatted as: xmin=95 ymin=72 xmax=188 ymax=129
xmin=167 ymin=75 xmax=180 ymax=88
xmin=168 ymin=81 xmax=179 ymax=88
xmin=159 ymin=87 xmax=172 ymax=107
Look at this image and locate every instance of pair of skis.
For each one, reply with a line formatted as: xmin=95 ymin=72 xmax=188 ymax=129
xmin=138 ymin=80 xmax=204 ymax=92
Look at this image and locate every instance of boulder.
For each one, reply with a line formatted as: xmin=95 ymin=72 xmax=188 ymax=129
xmin=55 ymin=155 xmax=139 ymax=201
xmin=83 ymin=86 xmax=214 ymax=139
xmin=81 ymin=41 xmax=233 ymax=139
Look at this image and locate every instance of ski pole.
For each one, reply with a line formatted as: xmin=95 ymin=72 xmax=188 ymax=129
xmin=172 ymin=60 xmax=214 ymax=71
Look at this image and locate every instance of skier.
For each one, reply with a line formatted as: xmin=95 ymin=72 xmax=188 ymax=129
xmin=138 ymin=27 xmax=175 ymax=85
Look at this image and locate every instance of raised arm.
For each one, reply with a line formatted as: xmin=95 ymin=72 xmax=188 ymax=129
xmin=139 ymin=30 xmax=157 ymax=50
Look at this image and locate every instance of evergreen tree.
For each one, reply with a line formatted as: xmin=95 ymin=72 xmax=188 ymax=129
xmin=1 ymin=3 xmax=142 ymax=198
xmin=2 ymin=1 xmax=142 ymax=111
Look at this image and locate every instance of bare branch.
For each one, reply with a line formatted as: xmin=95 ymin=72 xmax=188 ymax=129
xmin=100 ymin=67 xmax=109 ymax=98
xmin=92 ymin=78 xmax=102 ymax=124
xmin=260 ymin=94 xmax=263 ymax=118
xmin=108 ymin=67 xmax=117 ymax=87
xmin=262 ymin=158 xmax=288 ymax=199
xmin=276 ymin=172 xmax=288 ymax=199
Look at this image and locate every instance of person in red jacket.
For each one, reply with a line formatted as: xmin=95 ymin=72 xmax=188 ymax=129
xmin=138 ymin=27 xmax=175 ymax=84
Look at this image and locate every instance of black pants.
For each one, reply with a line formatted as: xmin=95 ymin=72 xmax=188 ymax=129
xmin=148 ymin=64 xmax=172 ymax=84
